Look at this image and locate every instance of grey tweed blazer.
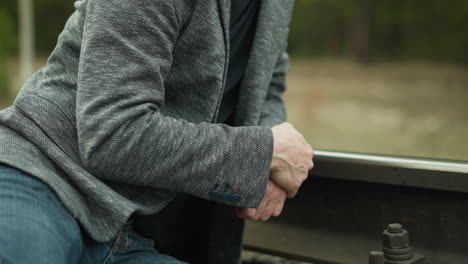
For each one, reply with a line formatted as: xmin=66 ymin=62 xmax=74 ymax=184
xmin=0 ymin=0 xmax=293 ymax=242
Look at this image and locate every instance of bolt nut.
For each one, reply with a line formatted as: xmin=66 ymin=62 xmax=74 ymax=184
xmin=382 ymin=224 xmax=410 ymax=249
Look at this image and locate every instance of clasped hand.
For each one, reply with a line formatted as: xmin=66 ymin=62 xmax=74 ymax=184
xmin=237 ymin=122 xmax=314 ymax=221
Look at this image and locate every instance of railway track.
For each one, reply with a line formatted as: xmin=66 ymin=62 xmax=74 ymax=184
xmin=244 ymin=150 xmax=468 ymax=264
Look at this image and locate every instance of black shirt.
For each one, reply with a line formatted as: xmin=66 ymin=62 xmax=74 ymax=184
xmin=216 ymin=0 xmax=260 ymax=124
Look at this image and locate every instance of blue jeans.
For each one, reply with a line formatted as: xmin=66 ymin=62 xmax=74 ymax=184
xmin=0 ymin=164 xmax=188 ymax=264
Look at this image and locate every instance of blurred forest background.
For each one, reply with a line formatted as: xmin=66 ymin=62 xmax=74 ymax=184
xmin=0 ymin=0 xmax=467 ymax=160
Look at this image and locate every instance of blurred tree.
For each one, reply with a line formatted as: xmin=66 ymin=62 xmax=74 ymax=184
xmin=0 ymin=0 xmax=18 ymax=54
xmin=34 ymin=0 xmax=74 ymax=54
xmin=0 ymin=9 xmax=16 ymax=100
xmin=0 ymin=0 xmax=74 ymax=55
xmin=354 ymin=0 xmax=372 ymax=63
xmin=0 ymin=9 xmax=16 ymax=55
xmin=290 ymin=0 xmax=468 ymax=64
xmin=0 ymin=0 xmax=467 ymax=64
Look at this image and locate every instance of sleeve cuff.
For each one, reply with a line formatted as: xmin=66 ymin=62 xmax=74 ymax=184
xmin=207 ymin=126 xmax=274 ymax=208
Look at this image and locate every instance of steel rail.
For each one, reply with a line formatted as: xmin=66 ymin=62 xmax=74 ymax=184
xmin=312 ymin=149 xmax=468 ymax=193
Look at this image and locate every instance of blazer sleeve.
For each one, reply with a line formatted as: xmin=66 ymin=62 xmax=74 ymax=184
xmin=258 ymin=47 xmax=289 ymax=128
xmin=76 ymin=0 xmax=272 ymax=208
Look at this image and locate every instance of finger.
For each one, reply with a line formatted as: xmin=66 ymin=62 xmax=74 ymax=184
xmin=309 ymin=144 xmax=315 ymax=157
xmin=260 ymin=199 xmax=275 ymax=221
xmin=273 ymin=198 xmax=285 ymax=216
xmin=261 ymin=185 xmax=280 ymax=221
xmin=254 ymin=196 xmax=269 ymax=220
xmin=243 ymin=208 xmax=258 ymax=220
xmin=237 ymin=208 xmax=247 ymax=218
xmin=297 ymin=171 xmax=309 ymax=183
xmin=251 ymin=181 xmax=274 ymax=219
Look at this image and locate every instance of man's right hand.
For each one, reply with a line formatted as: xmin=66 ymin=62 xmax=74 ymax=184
xmin=270 ymin=122 xmax=314 ymax=198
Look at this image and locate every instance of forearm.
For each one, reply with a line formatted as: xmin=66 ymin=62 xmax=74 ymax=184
xmin=79 ymin=108 xmax=273 ymax=208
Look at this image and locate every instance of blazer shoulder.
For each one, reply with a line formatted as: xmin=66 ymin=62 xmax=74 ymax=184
xmin=273 ymin=0 xmax=295 ymax=26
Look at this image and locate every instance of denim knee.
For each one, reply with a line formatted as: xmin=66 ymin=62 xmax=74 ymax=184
xmin=0 ymin=164 xmax=84 ymax=264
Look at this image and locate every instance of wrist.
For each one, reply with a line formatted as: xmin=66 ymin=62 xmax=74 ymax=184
xmin=270 ymin=128 xmax=279 ymax=171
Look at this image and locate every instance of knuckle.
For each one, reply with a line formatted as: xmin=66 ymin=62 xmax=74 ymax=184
xmin=246 ymin=210 xmax=256 ymax=219
xmin=260 ymin=215 xmax=270 ymax=221
xmin=293 ymin=181 xmax=301 ymax=189
xmin=269 ymin=189 xmax=278 ymax=198
xmin=297 ymin=174 xmax=304 ymax=182
xmin=248 ymin=214 xmax=258 ymax=221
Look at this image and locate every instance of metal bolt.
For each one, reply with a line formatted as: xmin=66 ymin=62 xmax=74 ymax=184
xmin=369 ymin=223 xmax=429 ymax=264
xmin=369 ymin=251 xmax=384 ymax=264
xmin=388 ymin=223 xmax=403 ymax=233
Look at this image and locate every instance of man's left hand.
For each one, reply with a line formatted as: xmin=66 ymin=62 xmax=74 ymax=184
xmin=236 ymin=180 xmax=287 ymax=221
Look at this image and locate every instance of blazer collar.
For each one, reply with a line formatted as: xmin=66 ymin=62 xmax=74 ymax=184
xmin=217 ymin=0 xmax=231 ymax=53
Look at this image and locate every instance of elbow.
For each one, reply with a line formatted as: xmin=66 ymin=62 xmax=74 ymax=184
xmin=77 ymin=122 xmax=127 ymax=180
xmin=78 ymin=135 xmax=115 ymax=179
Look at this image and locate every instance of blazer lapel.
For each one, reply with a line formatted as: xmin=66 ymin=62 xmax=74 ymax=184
xmin=217 ymin=0 xmax=230 ymax=36
xmin=212 ymin=0 xmax=231 ymax=123
xmin=234 ymin=0 xmax=291 ymax=126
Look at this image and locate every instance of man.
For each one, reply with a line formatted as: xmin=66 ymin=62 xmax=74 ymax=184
xmin=0 ymin=0 xmax=313 ymax=263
